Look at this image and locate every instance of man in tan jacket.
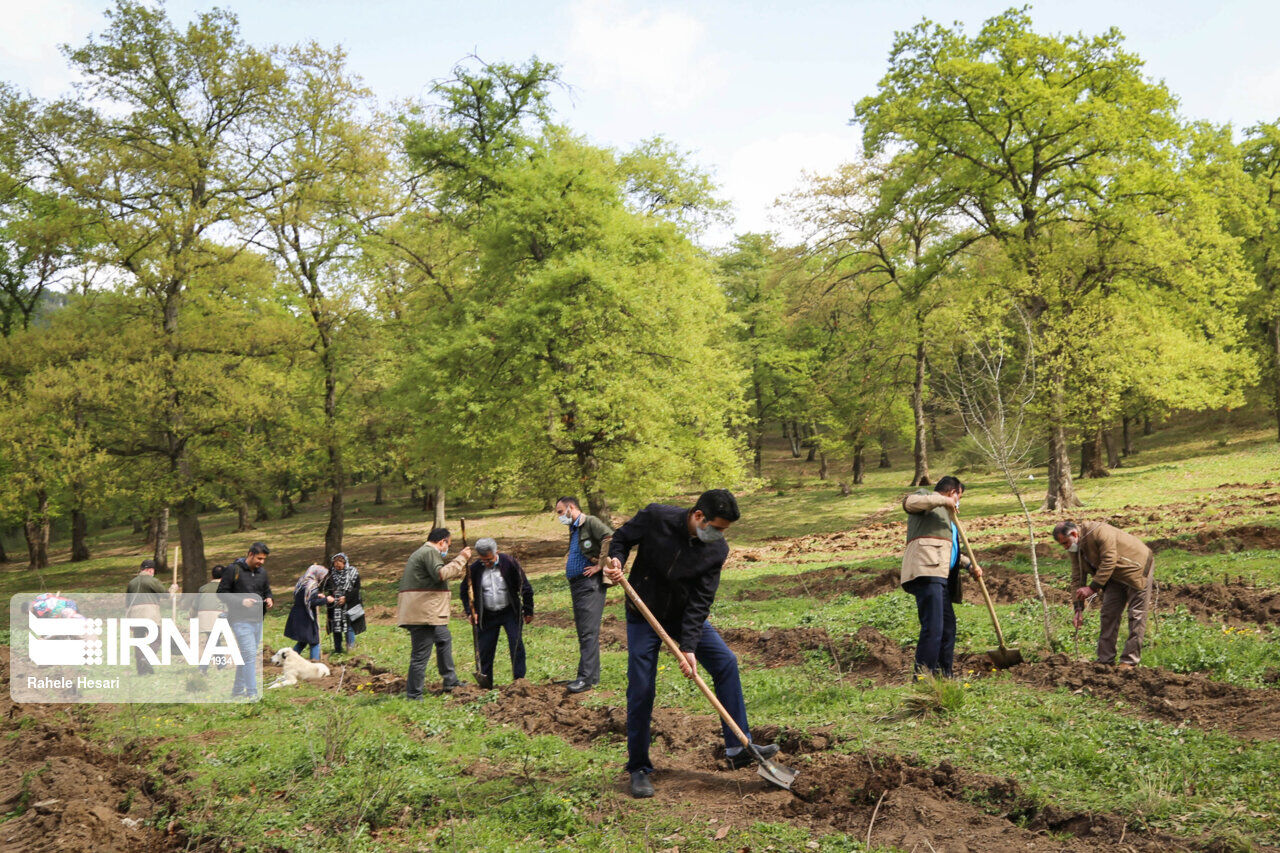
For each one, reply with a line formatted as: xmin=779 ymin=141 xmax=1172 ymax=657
xmin=1053 ymin=520 xmax=1155 ymax=666
xmin=398 ymin=527 xmax=472 ymax=697
xmin=900 ymin=476 xmax=981 ymax=679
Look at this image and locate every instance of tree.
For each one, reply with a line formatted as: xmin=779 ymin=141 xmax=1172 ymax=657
xmin=784 ymin=156 xmax=976 ymax=487
xmin=31 ymin=1 xmax=288 ymax=588
xmin=1243 ymin=120 xmax=1280 ymax=440
xmin=252 ymin=43 xmax=395 ymax=564
xmin=857 ymin=10 xmax=1190 ymax=509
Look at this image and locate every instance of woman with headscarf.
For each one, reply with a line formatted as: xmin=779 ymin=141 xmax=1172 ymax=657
xmin=325 ymin=552 xmax=366 ymax=654
xmin=284 ymin=564 xmax=332 ymax=661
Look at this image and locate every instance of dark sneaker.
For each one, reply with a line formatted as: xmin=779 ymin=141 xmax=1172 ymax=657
xmin=566 ymin=679 xmax=594 ymax=694
xmin=442 ymin=680 xmax=463 ymax=692
xmin=629 ymin=770 xmax=654 ymax=798
xmin=727 ymin=743 xmax=779 ymax=770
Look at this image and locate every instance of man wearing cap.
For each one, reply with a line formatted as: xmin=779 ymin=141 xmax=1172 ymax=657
xmin=125 ymin=559 xmax=168 ymax=675
xmin=553 ymin=496 xmax=614 ymax=694
xmin=1053 ymin=520 xmax=1155 ymax=667
xmin=398 ymin=527 xmax=472 ymax=697
xmin=190 ymin=565 xmax=226 ymax=674
xmin=461 ymin=538 xmax=534 ymax=686
xmin=217 ymin=542 xmax=274 ymax=698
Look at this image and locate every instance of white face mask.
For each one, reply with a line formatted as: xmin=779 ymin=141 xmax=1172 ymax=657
xmin=557 ymin=514 xmax=571 ymax=526
xmin=1067 ymin=538 xmax=1079 ymax=553
xmin=694 ymin=517 xmax=726 ymax=543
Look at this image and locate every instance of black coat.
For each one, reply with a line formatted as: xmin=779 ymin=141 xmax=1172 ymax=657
xmin=460 ymin=554 xmax=534 ymax=627
xmin=283 ymin=585 xmax=327 ymax=646
xmin=608 ymin=503 xmax=728 ymax=652
xmin=324 ymin=571 xmax=367 ymax=635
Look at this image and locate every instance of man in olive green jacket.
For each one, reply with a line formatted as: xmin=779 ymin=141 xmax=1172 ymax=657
xmin=554 ymin=496 xmax=614 ymax=693
xmin=900 ymin=476 xmax=981 ymax=679
xmin=1053 ymin=520 xmax=1155 ymax=666
xmin=398 ymin=527 xmax=472 ymax=697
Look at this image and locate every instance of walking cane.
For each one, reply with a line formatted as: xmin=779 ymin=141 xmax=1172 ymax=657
xmin=461 ymin=519 xmax=493 ymax=689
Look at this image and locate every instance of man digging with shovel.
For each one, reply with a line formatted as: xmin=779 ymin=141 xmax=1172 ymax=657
xmin=602 ymin=489 xmax=789 ymax=799
xmin=900 ymin=476 xmax=984 ymax=680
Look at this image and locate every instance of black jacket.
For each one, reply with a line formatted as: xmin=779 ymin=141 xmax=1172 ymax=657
xmin=461 ymin=554 xmax=534 ymax=627
xmin=608 ymin=503 xmax=728 ymax=652
xmin=216 ymin=557 xmax=273 ymax=622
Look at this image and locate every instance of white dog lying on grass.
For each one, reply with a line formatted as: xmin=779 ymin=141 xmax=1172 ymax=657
xmin=267 ymin=647 xmax=331 ymax=688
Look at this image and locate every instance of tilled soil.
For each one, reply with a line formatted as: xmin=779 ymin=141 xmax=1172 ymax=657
xmin=1158 ymin=580 xmax=1280 ymax=624
xmin=1007 ymin=655 xmax=1280 ymax=742
xmin=474 ymin=679 xmax=1216 ymax=851
xmin=0 ymin=655 xmax=189 ymax=853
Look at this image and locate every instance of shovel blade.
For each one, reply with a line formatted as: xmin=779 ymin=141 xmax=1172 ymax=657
xmin=755 ymin=757 xmax=799 ymax=791
xmin=475 ymin=671 xmax=493 ymax=689
xmin=987 ymin=646 xmax=1023 ymax=669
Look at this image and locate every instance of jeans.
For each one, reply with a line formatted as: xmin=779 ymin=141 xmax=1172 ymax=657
xmin=476 ymin=607 xmax=526 ymax=681
xmin=903 ymin=577 xmax=956 ymax=678
xmin=569 ymin=574 xmax=606 ymax=684
xmin=406 ymin=625 xmax=457 ymax=698
xmin=333 ymin=627 xmax=357 ymax=653
xmin=230 ymin=621 xmax=262 ymax=697
xmin=625 ymin=620 xmax=750 ymax=774
xmin=293 ymin=640 xmax=321 ymax=661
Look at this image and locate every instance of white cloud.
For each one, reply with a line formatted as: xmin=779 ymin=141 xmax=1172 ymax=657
xmin=710 ymin=128 xmax=861 ymax=245
xmin=0 ymin=0 xmax=98 ymax=97
xmin=562 ymin=0 xmax=728 ymax=113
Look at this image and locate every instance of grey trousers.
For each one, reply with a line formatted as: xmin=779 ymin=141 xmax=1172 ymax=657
xmin=569 ymin=574 xmax=606 ymax=684
xmin=1097 ymin=556 xmax=1155 ymax=665
xmin=406 ymin=624 xmax=457 ymax=698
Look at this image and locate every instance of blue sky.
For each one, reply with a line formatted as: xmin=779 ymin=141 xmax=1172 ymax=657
xmin=3 ymin=0 xmax=1279 ymax=245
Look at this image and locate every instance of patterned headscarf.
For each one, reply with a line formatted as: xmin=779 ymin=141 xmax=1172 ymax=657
xmin=295 ymin=564 xmax=329 ymax=596
xmin=330 ymin=553 xmax=358 ymax=597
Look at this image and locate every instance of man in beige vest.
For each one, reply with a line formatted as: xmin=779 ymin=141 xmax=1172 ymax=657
xmin=1053 ymin=520 xmax=1155 ymax=666
xmin=398 ymin=527 xmax=472 ymax=697
xmin=125 ymin=559 xmax=169 ymax=675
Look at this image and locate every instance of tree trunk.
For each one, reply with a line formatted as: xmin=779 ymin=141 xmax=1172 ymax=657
xmin=818 ymin=452 xmax=829 ymax=481
xmin=878 ymin=446 xmax=891 ymax=469
xmin=131 ymin=517 xmax=144 ymax=535
xmin=70 ymin=509 xmax=91 ymax=562
xmin=929 ymin=409 xmax=944 ymax=452
xmin=409 ymin=486 xmax=420 ymax=505
xmin=1104 ymin=428 xmax=1121 ymax=469
xmin=1121 ymin=416 xmax=1133 ymax=457
xmin=152 ymin=506 xmax=169 ymax=576
xmin=374 ymin=476 xmax=385 ymax=506
xmin=911 ymin=341 xmax=931 ymax=487
xmin=432 ymin=485 xmax=446 ymax=530
xmin=321 ymin=344 xmax=344 ymax=568
xmin=299 ymin=486 xmax=312 ymax=504
xmin=1143 ymin=415 xmax=1153 ymax=436
xmin=787 ymin=420 xmax=803 ymax=458
xmin=1080 ymin=428 xmax=1109 ymax=478
xmin=0 ymin=533 xmax=7 ymax=564
xmin=236 ymin=500 xmax=254 ymax=532
xmin=422 ymin=486 xmax=432 ymax=514
xmin=1042 ymin=423 xmax=1082 ymax=510
xmin=24 ymin=490 xmax=50 ymax=570
xmin=325 ymin=488 xmax=344 ymax=567
xmin=805 ymin=442 xmax=817 ymax=463
xmin=281 ymin=492 xmax=296 ymax=519
xmin=1272 ymin=317 xmax=1280 ymax=441
xmin=752 ymin=435 xmax=764 ymax=478
xmin=852 ymin=441 xmax=866 ymax=485
xmin=176 ymin=497 xmax=207 ymax=592
xmin=254 ymin=497 xmax=270 ymax=522
xmin=145 ymin=512 xmax=159 ymax=547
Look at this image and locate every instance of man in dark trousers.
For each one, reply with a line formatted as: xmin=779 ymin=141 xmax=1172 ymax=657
xmin=397 ymin=527 xmax=472 ymax=697
xmin=554 ymin=496 xmax=613 ymax=693
xmin=1053 ymin=519 xmax=1155 ymax=666
xmin=899 ymin=476 xmax=982 ymax=680
xmin=603 ymin=489 xmax=777 ymax=799
xmin=217 ymin=542 xmax=274 ymax=698
xmin=461 ymin=537 xmax=534 ymax=686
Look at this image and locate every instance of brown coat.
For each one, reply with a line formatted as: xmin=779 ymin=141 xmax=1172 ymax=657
xmin=1070 ymin=521 xmax=1153 ymax=592
xmin=396 ymin=551 xmax=469 ymax=626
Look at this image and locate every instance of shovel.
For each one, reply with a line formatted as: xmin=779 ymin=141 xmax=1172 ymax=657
xmin=949 ymin=510 xmax=1023 ymax=669
xmin=460 ymin=518 xmax=493 ymax=689
xmin=614 ymin=571 xmax=798 ymax=792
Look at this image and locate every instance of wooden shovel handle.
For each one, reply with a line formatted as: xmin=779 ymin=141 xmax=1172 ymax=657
xmin=949 ymin=510 xmax=1009 ymax=650
xmin=616 ymin=574 xmax=753 ymax=752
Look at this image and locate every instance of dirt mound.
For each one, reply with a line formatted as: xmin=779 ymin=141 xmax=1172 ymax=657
xmin=735 ymin=565 xmax=898 ymax=601
xmin=0 ymin=655 xmax=186 ymax=853
xmin=1149 ymin=523 xmax=1280 ymax=554
xmin=977 ymin=541 xmax=1057 ymax=562
xmin=480 ymin=680 xmax=721 ymax=757
xmin=980 ymin=570 xmax=1070 ymax=605
xmin=1159 ymin=580 xmax=1280 ymax=624
xmin=718 ymin=626 xmax=831 ymax=667
xmin=1011 ymin=655 xmax=1280 ymax=741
